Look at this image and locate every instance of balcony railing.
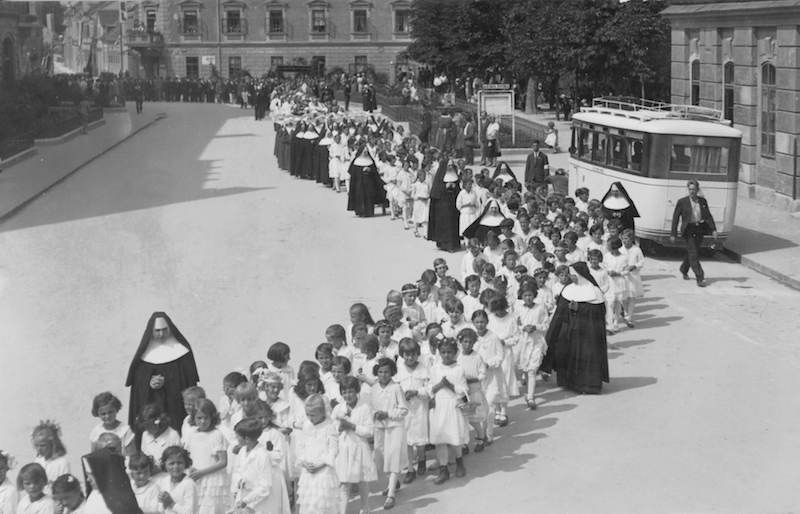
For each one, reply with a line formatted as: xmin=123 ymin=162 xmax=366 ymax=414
xmin=180 ymin=21 xmax=207 ymax=39
xmin=222 ymin=18 xmax=247 ymax=35
xmin=351 ymin=20 xmax=372 ymax=40
xmin=125 ymin=29 xmax=164 ymax=47
xmin=310 ymin=20 xmax=334 ymax=39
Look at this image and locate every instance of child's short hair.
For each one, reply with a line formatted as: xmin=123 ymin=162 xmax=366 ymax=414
xmin=398 ymin=338 xmax=420 ymax=356
xmin=91 ymin=392 xmax=123 ymax=418
xmin=438 ymin=338 xmax=459 ymax=353
xmin=267 ymin=342 xmax=291 ymax=363
xmin=349 ymin=303 xmax=376 ymax=325
xmin=52 ymin=474 xmax=83 ymax=495
xmin=488 ymin=295 xmax=509 ymax=313
xmin=357 ymin=334 xmax=380 ymax=356
xmin=233 ymin=383 xmax=258 ymax=402
xmin=606 ymin=219 xmax=622 ymax=230
xmin=194 ymin=399 xmax=221 ymax=429
xmin=457 ymin=328 xmax=478 ymax=342
xmin=482 ymin=263 xmax=496 ymax=278
xmin=160 ymin=446 xmax=191 ymax=472
xmin=331 ymin=356 xmax=352 ymax=374
xmin=442 ymin=298 xmax=463 ymax=315
xmin=298 ymin=360 xmax=321 ymax=376
xmin=608 ymin=236 xmax=623 ymax=250
xmin=587 ymin=249 xmax=604 ymax=261
xmin=420 ymin=269 xmax=437 ymax=286
xmin=128 ymin=453 xmax=155 ymax=472
xmin=249 ymin=361 xmax=268 ymax=383
xmin=519 ymin=282 xmax=538 ymax=298
xmin=464 ymin=274 xmax=481 ymax=288
xmin=136 ymin=403 xmax=170 ymax=431
xmin=315 ymin=343 xmax=333 ymax=359
xmin=479 ymin=288 xmax=498 ymax=308
xmin=253 ymin=400 xmax=273 ymax=419
xmin=425 ymin=322 xmax=442 ymax=336
xmin=372 ymin=357 xmax=397 ymax=376
xmin=304 ymin=394 xmax=327 ymax=418
xmin=373 ymin=319 xmax=394 ymax=335
xmin=351 ymin=322 xmax=368 ymax=337
xmin=294 ymin=367 xmax=325 ymax=399
xmin=400 ymin=283 xmax=419 ymax=295
xmin=589 ymin=223 xmax=605 ymax=235
xmin=17 ymin=463 xmax=47 ymax=491
xmin=31 ymin=420 xmax=67 ymax=457
xmin=223 ymin=372 xmax=248 ymax=388
xmin=234 ymin=418 xmax=263 ymax=441
xmin=325 ymin=324 xmax=346 ymax=341
xmin=563 ymin=231 xmax=578 ymax=244
xmin=621 ymin=228 xmax=635 ymax=239
xmin=339 ymin=376 xmax=361 ymax=395
xmin=555 ymin=264 xmax=571 ymax=276
xmin=182 ymin=386 xmax=206 ymax=403
xmin=471 ymin=309 xmax=489 ymax=322
xmin=386 ymin=290 xmax=403 ymax=305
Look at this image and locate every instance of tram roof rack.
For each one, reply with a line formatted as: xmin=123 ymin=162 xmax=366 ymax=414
xmin=584 ymin=96 xmax=730 ymax=124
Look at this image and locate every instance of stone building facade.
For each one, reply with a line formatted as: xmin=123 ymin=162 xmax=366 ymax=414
xmin=123 ymin=0 xmax=413 ymax=81
xmin=0 ymin=1 xmax=45 ymax=84
xmin=662 ymin=0 xmax=800 ymax=210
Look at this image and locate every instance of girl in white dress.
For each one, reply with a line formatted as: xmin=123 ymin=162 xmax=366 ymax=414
xmin=487 ymin=295 xmax=520 ymax=427
xmin=267 ymin=343 xmax=295 ymax=402
xmin=369 ymin=358 xmax=409 ymax=511
xmin=329 ymin=135 xmax=344 ymax=192
xmin=455 ymin=179 xmax=479 ymax=239
xmin=394 ymin=339 xmax=430 ymax=484
xmin=254 ymin=401 xmax=291 ymax=486
xmin=183 ymin=400 xmax=229 ymax=514
xmin=515 ymin=284 xmax=550 ymax=410
xmin=471 ymin=309 xmax=506 ymax=444
xmin=231 ymin=419 xmax=291 ymax=514
xmin=296 ymin=395 xmax=339 ymax=514
xmin=157 ymin=447 xmax=198 ymax=514
xmin=603 ymin=236 xmax=630 ymax=334
xmin=620 ymin=229 xmax=645 ymax=328
xmin=129 ymin=453 xmax=161 ymax=514
xmin=219 ymin=372 xmax=247 ymax=443
xmin=16 ymin=464 xmax=56 ymax=514
xmin=396 ymin=159 xmax=414 ymax=229
xmin=427 ymin=339 xmax=469 ymax=485
xmin=0 ymin=450 xmax=19 ymax=514
xmin=332 ymin=377 xmax=377 ymax=514
xmin=411 ymin=169 xmax=430 ymax=238
xmin=89 ymin=392 xmax=136 ymax=456
xmin=51 ymin=475 xmax=84 ymax=514
xmin=455 ymin=329 xmax=488 ymax=453
xmin=31 ymin=421 xmax=70 ymax=495
xmin=137 ymin=404 xmax=181 ymax=464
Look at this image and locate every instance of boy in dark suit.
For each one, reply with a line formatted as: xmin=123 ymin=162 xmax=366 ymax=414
xmin=670 ymin=180 xmax=718 ymax=287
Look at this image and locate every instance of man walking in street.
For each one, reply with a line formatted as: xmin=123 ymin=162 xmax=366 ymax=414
xmin=670 ymin=179 xmax=718 ymax=288
xmin=524 ymin=140 xmax=549 ymax=192
xmin=343 ymin=79 xmax=351 ymax=111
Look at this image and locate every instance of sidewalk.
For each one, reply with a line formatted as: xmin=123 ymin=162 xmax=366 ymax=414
xmin=511 ymin=106 xmax=800 ymax=290
xmin=0 ymin=104 xmax=164 ymax=223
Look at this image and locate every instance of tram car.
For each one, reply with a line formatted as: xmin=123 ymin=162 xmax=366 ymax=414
xmin=569 ymin=97 xmax=742 ymax=252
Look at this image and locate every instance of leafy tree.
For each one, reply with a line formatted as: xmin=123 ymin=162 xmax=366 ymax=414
xmin=40 ymin=2 xmax=68 ymax=34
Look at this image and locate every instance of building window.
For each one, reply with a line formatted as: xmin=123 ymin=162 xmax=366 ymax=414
xmin=268 ymin=10 xmax=284 ymax=33
xmin=228 ymin=56 xmax=241 ymax=77
xmin=690 ymin=60 xmax=700 ymax=106
xmin=395 ymin=10 xmax=409 ymax=33
xmin=270 ymin=56 xmax=283 ymax=70
xmin=312 ymin=55 xmax=325 ymax=75
xmin=223 ymin=10 xmax=243 ymax=33
xmin=761 ymin=62 xmax=776 ymax=158
xmin=182 ymin=10 xmax=199 ymax=34
xmin=186 ymin=56 xmax=199 ymax=78
xmin=145 ymin=9 xmax=157 ymax=31
xmin=723 ymin=62 xmax=734 ymax=124
xmin=353 ymin=9 xmax=368 ymax=33
xmin=311 ymin=9 xmax=326 ymax=33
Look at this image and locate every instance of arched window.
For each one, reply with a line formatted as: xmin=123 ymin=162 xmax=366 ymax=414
xmin=2 ymin=38 xmax=14 ymax=84
xmin=723 ymin=62 xmax=734 ymax=123
xmin=761 ymin=62 xmax=776 ymax=157
xmin=691 ymin=60 xmax=700 ymax=106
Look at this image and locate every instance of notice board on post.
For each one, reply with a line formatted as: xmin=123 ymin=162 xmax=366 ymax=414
xmin=478 ymin=87 xmax=517 ymax=144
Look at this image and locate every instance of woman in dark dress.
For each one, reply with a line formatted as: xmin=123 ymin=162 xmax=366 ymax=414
xmin=427 ymin=159 xmax=461 ymax=252
xmin=600 ymin=181 xmax=640 ymax=233
xmin=542 ymin=263 xmax=609 ymax=394
xmin=347 ymin=146 xmax=388 ymax=217
xmin=462 ymin=198 xmax=505 ymax=244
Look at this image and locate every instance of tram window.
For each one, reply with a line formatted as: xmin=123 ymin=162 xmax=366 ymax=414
xmin=592 ymin=133 xmax=607 ymax=164
xmin=579 ymin=130 xmax=593 ymax=160
xmin=610 ymin=136 xmax=626 ymax=168
xmin=670 ymin=144 xmax=729 ymax=174
xmin=628 ymin=140 xmax=643 ymax=172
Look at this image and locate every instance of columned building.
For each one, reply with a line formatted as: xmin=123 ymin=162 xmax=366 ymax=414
xmin=662 ymin=0 xmax=800 ymax=210
xmin=122 ymin=0 xmax=414 ymax=81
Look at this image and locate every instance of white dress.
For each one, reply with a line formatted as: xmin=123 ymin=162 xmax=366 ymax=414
xmin=622 ymin=244 xmax=645 ymax=298
xmin=394 ymin=362 xmax=430 ymax=446
xmin=296 ymin=419 xmax=339 ymax=514
xmin=267 ymin=363 xmax=296 ymax=401
xmin=411 ymin=181 xmax=430 ymax=225
xmin=17 ymin=495 xmax=56 ymax=514
xmin=488 ymin=313 xmax=520 ymax=397
xmin=141 ymin=427 xmax=182 ymax=463
xmin=258 ymin=426 xmax=291 ymax=484
xmin=331 ymin=400 xmax=378 ymax=483
xmin=182 ymin=428 xmax=230 ymax=514
xmin=370 ymin=382 xmax=409 ymax=473
xmin=89 ymin=422 xmax=135 ymax=452
xmin=456 ymin=352 xmax=488 ymax=422
xmin=0 ymin=477 xmax=18 ymax=514
xmin=516 ymin=304 xmax=550 ymax=373
xmin=475 ymin=330 xmax=508 ymax=405
xmin=231 ymin=445 xmax=290 ymax=514
xmin=132 ymin=479 xmax=161 ymax=514
xmin=156 ymin=475 xmax=198 ymax=514
xmin=34 ymin=456 xmax=70 ymax=495
xmin=427 ymin=362 xmax=470 ymax=446
xmin=603 ymin=252 xmax=630 ymax=302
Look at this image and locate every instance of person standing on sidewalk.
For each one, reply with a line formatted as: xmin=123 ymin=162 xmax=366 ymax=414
xmin=78 ymin=97 xmax=92 ymax=134
xmin=670 ymin=180 xmax=718 ymax=288
xmin=523 ymin=140 xmax=549 ymax=193
xmin=343 ymin=79 xmax=352 ymax=111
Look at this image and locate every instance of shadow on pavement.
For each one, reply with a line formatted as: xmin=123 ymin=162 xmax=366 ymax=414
xmin=704 ymin=276 xmax=750 ymax=285
xmin=635 ymin=315 xmax=683 ymax=330
xmin=640 ymin=274 xmax=675 ymax=281
xmin=730 ymin=225 xmax=799 ymax=253
xmin=609 ymin=338 xmax=655 ymax=350
xmin=602 ymin=376 xmax=658 ymax=394
xmin=0 ymin=108 xmax=271 ymax=234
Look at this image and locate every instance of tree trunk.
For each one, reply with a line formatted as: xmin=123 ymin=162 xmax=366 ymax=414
xmin=525 ymin=73 xmax=538 ymax=114
xmin=640 ymin=75 xmax=646 ymax=100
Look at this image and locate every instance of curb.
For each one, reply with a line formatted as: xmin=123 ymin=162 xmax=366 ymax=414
xmin=720 ymin=247 xmax=800 ymax=291
xmin=34 ymin=119 xmax=106 ymax=146
xmin=0 ymin=113 xmax=167 ymax=226
xmin=0 ymin=146 xmax=39 ymax=169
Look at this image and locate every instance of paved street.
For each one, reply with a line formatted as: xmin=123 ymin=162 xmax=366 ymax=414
xmin=1 ymin=103 xmax=799 ymax=513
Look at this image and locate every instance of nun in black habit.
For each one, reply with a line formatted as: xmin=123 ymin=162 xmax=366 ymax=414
xmin=491 ymin=162 xmax=518 ymax=185
xmin=316 ymin=126 xmax=333 ymax=185
xmin=462 ymin=198 xmax=506 ymax=243
xmin=347 ymin=146 xmax=388 ymax=217
xmin=126 ymin=312 xmax=199 ymax=438
xmin=299 ymin=125 xmax=319 ymax=180
xmin=600 ymin=181 xmax=640 ymax=232
xmin=427 ymin=159 xmax=462 ymax=252
xmin=82 ymin=448 xmax=142 ymax=514
xmin=288 ymin=122 xmax=305 ymax=177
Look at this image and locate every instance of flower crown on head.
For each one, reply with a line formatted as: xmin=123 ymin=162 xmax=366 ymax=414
xmin=0 ymin=449 xmax=16 ymax=470
xmin=33 ymin=419 xmax=62 ymax=438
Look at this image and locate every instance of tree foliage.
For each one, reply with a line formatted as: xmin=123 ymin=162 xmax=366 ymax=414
xmin=405 ymin=0 xmax=672 ymax=102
